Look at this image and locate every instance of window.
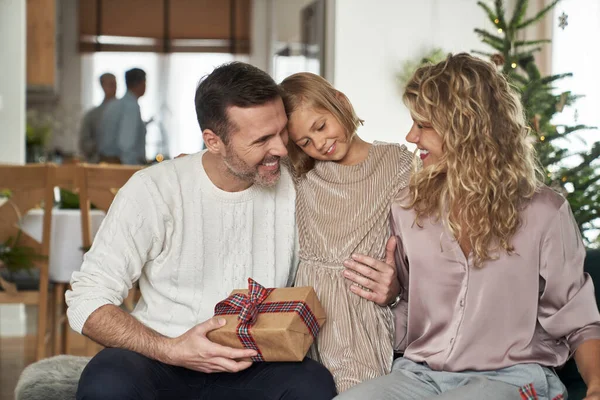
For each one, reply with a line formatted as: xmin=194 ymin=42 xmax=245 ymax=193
xmin=551 ymin=0 xmax=600 ymax=241
xmin=82 ymin=52 xmax=245 ymax=160
xmin=552 ymin=0 xmax=600 ymax=156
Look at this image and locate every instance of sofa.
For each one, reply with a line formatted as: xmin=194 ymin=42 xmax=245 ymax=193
xmin=14 ymin=249 xmax=600 ymax=399
xmin=556 ymin=248 xmax=600 ymax=399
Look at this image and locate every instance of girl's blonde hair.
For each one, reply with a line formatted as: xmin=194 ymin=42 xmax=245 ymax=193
xmin=280 ymin=73 xmax=363 ymax=175
xmin=403 ymin=53 xmax=544 ymax=267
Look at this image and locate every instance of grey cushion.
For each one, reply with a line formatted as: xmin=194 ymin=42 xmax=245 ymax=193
xmin=15 ymin=355 xmax=90 ymax=400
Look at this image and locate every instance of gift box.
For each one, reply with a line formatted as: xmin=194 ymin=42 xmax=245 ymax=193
xmin=206 ymin=278 xmax=326 ymax=362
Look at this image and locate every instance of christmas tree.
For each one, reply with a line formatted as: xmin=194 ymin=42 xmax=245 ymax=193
xmin=473 ymin=0 xmax=600 ymax=245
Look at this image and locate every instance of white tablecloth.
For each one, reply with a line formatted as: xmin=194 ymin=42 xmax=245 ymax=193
xmin=20 ymin=209 xmax=105 ymax=283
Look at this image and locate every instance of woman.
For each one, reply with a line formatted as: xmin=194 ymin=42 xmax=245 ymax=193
xmin=338 ymin=53 xmax=600 ymax=400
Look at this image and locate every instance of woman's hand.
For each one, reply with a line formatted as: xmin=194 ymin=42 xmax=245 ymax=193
xmin=342 ymin=236 xmax=401 ymax=306
xmin=575 ymin=339 xmax=600 ymax=400
xmin=585 ymin=389 xmax=600 ymax=400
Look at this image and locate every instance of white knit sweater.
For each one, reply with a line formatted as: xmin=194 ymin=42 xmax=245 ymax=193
xmin=66 ymin=151 xmax=298 ymax=338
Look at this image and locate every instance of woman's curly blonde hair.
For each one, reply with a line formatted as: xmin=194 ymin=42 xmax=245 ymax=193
xmin=403 ymin=53 xmax=544 ymax=267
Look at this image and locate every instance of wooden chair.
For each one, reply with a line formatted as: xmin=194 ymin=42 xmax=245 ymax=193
xmin=0 ymin=164 xmax=55 ymax=361
xmin=77 ymin=163 xmax=143 ymax=355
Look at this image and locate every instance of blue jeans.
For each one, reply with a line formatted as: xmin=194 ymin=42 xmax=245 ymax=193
xmin=76 ymin=348 xmax=337 ymax=400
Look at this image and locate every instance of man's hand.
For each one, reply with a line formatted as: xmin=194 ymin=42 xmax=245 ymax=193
xmin=166 ymin=317 xmax=258 ymax=373
xmin=342 ymin=236 xmax=400 ymax=306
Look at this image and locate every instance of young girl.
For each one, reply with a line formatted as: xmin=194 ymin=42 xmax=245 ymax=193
xmin=337 ymin=53 xmax=600 ymax=400
xmin=280 ymin=73 xmax=412 ymax=392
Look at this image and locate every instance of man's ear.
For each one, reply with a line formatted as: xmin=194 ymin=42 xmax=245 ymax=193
xmin=203 ymin=129 xmax=226 ymax=156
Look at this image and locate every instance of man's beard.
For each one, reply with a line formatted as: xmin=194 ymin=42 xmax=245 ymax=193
xmin=223 ymin=146 xmax=282 ymax=187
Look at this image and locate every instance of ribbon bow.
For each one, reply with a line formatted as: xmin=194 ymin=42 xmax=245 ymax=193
xmin=214 ymin=278 xmax=320 ymax=362
xmin=227 ymin=278 xmax=273 ymax=325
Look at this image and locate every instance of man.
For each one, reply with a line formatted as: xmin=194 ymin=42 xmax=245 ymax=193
xmin=78 ymin=73 xmax=116 ymax=162
xmin=97 ymin=68 xmax=148 ymax=165
xmin=67 ymin=62 xmax=336 ymax=399
xmin=67 ymin=62 xmax=400 ymax=399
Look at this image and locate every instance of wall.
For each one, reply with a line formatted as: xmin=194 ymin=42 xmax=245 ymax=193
xmin=0 ymin=0 xmax=26 ymax=165
xmin=332 ymin=0 xmax=492 ymax=146
xmin=249 ymin=0 xmax=272 ymax=72
xmin=0 ymin=0 xmax=27 ymax=337
xmin=324 ymin=0 xmax=336 ymax=82
xmin=50 ymin=0 xmax=83 ymax=154
xmin=273 ymin=0 xmax=316 ymax=44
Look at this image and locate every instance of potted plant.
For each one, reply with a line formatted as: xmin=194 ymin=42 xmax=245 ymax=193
xmin=0 ymin=191 xmax=45 ymax=293
xmin=0 ymin=231 xmax=45 ymax=294
xmin=25 ymin=110 xmax=53 ymax=163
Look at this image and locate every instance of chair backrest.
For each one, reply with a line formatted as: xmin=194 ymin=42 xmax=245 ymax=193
xmin=0 ymin=164 xmax=81 ymax=360
xmin=78 ymin=164 xmax=143 ymax=250
xmin=0 ymin=164 xmax=79 ymax=283
xmin=0 ymin=164 xmax=54 ymax=279
xmin=54 ymin=164 xmax=79 ymax=193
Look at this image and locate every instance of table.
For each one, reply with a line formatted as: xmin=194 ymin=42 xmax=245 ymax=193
xmin=20 ymin=209 xmax=105 ymax=283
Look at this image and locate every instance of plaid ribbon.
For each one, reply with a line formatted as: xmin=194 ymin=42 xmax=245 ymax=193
xmin=519 ymin=383 xmax=539 ymax=400
xmin=518 ymin=383 xmax=564 ymax=400
xmin=214 ymin=278 xmax=320 ymax=362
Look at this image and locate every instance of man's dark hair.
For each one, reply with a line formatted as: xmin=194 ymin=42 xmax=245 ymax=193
xmin=125 ymin=68 xmax=146 ymax=89
xmin=194 ymin=62 xmax=282 ymax=143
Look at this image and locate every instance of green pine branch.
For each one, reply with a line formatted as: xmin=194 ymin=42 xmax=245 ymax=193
xmin=510 ymin=73 xmax=529 ymax=85
xmin=539 ymin=73 xmax=573 ymax=85
xmin=574 ymin=174 xmax=600 ymax=191
xmin=474 ymin=29 xmax=505 ymax=47
xmin=574 ymin=205 xmax=600 ymax=227
xmin=567 ymin=153 xmax=600 ymax=177
xmin=482 ymin=40 xmax=505 ymax=52
xmin=542 ymin=151 xmax=571 ymax=166
xmin=514 ymin=39 xmax=552 ymax=47
xmin=564 ymin=94 xmax=585 ymax=105
xmin=516 ymin=0 xmax=561 ymax=29
xmin=494 ymin=0 xmax=508 ymax=30
xmin=516 ymin=46 xmax=545 ymax=55
xmin=561 ymin=125 xmax=596 ymax=135
xmin=509 ymin=0 xmax=529 ymax=29
xmin=477 ymin=1 xmax=500 ymax=26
